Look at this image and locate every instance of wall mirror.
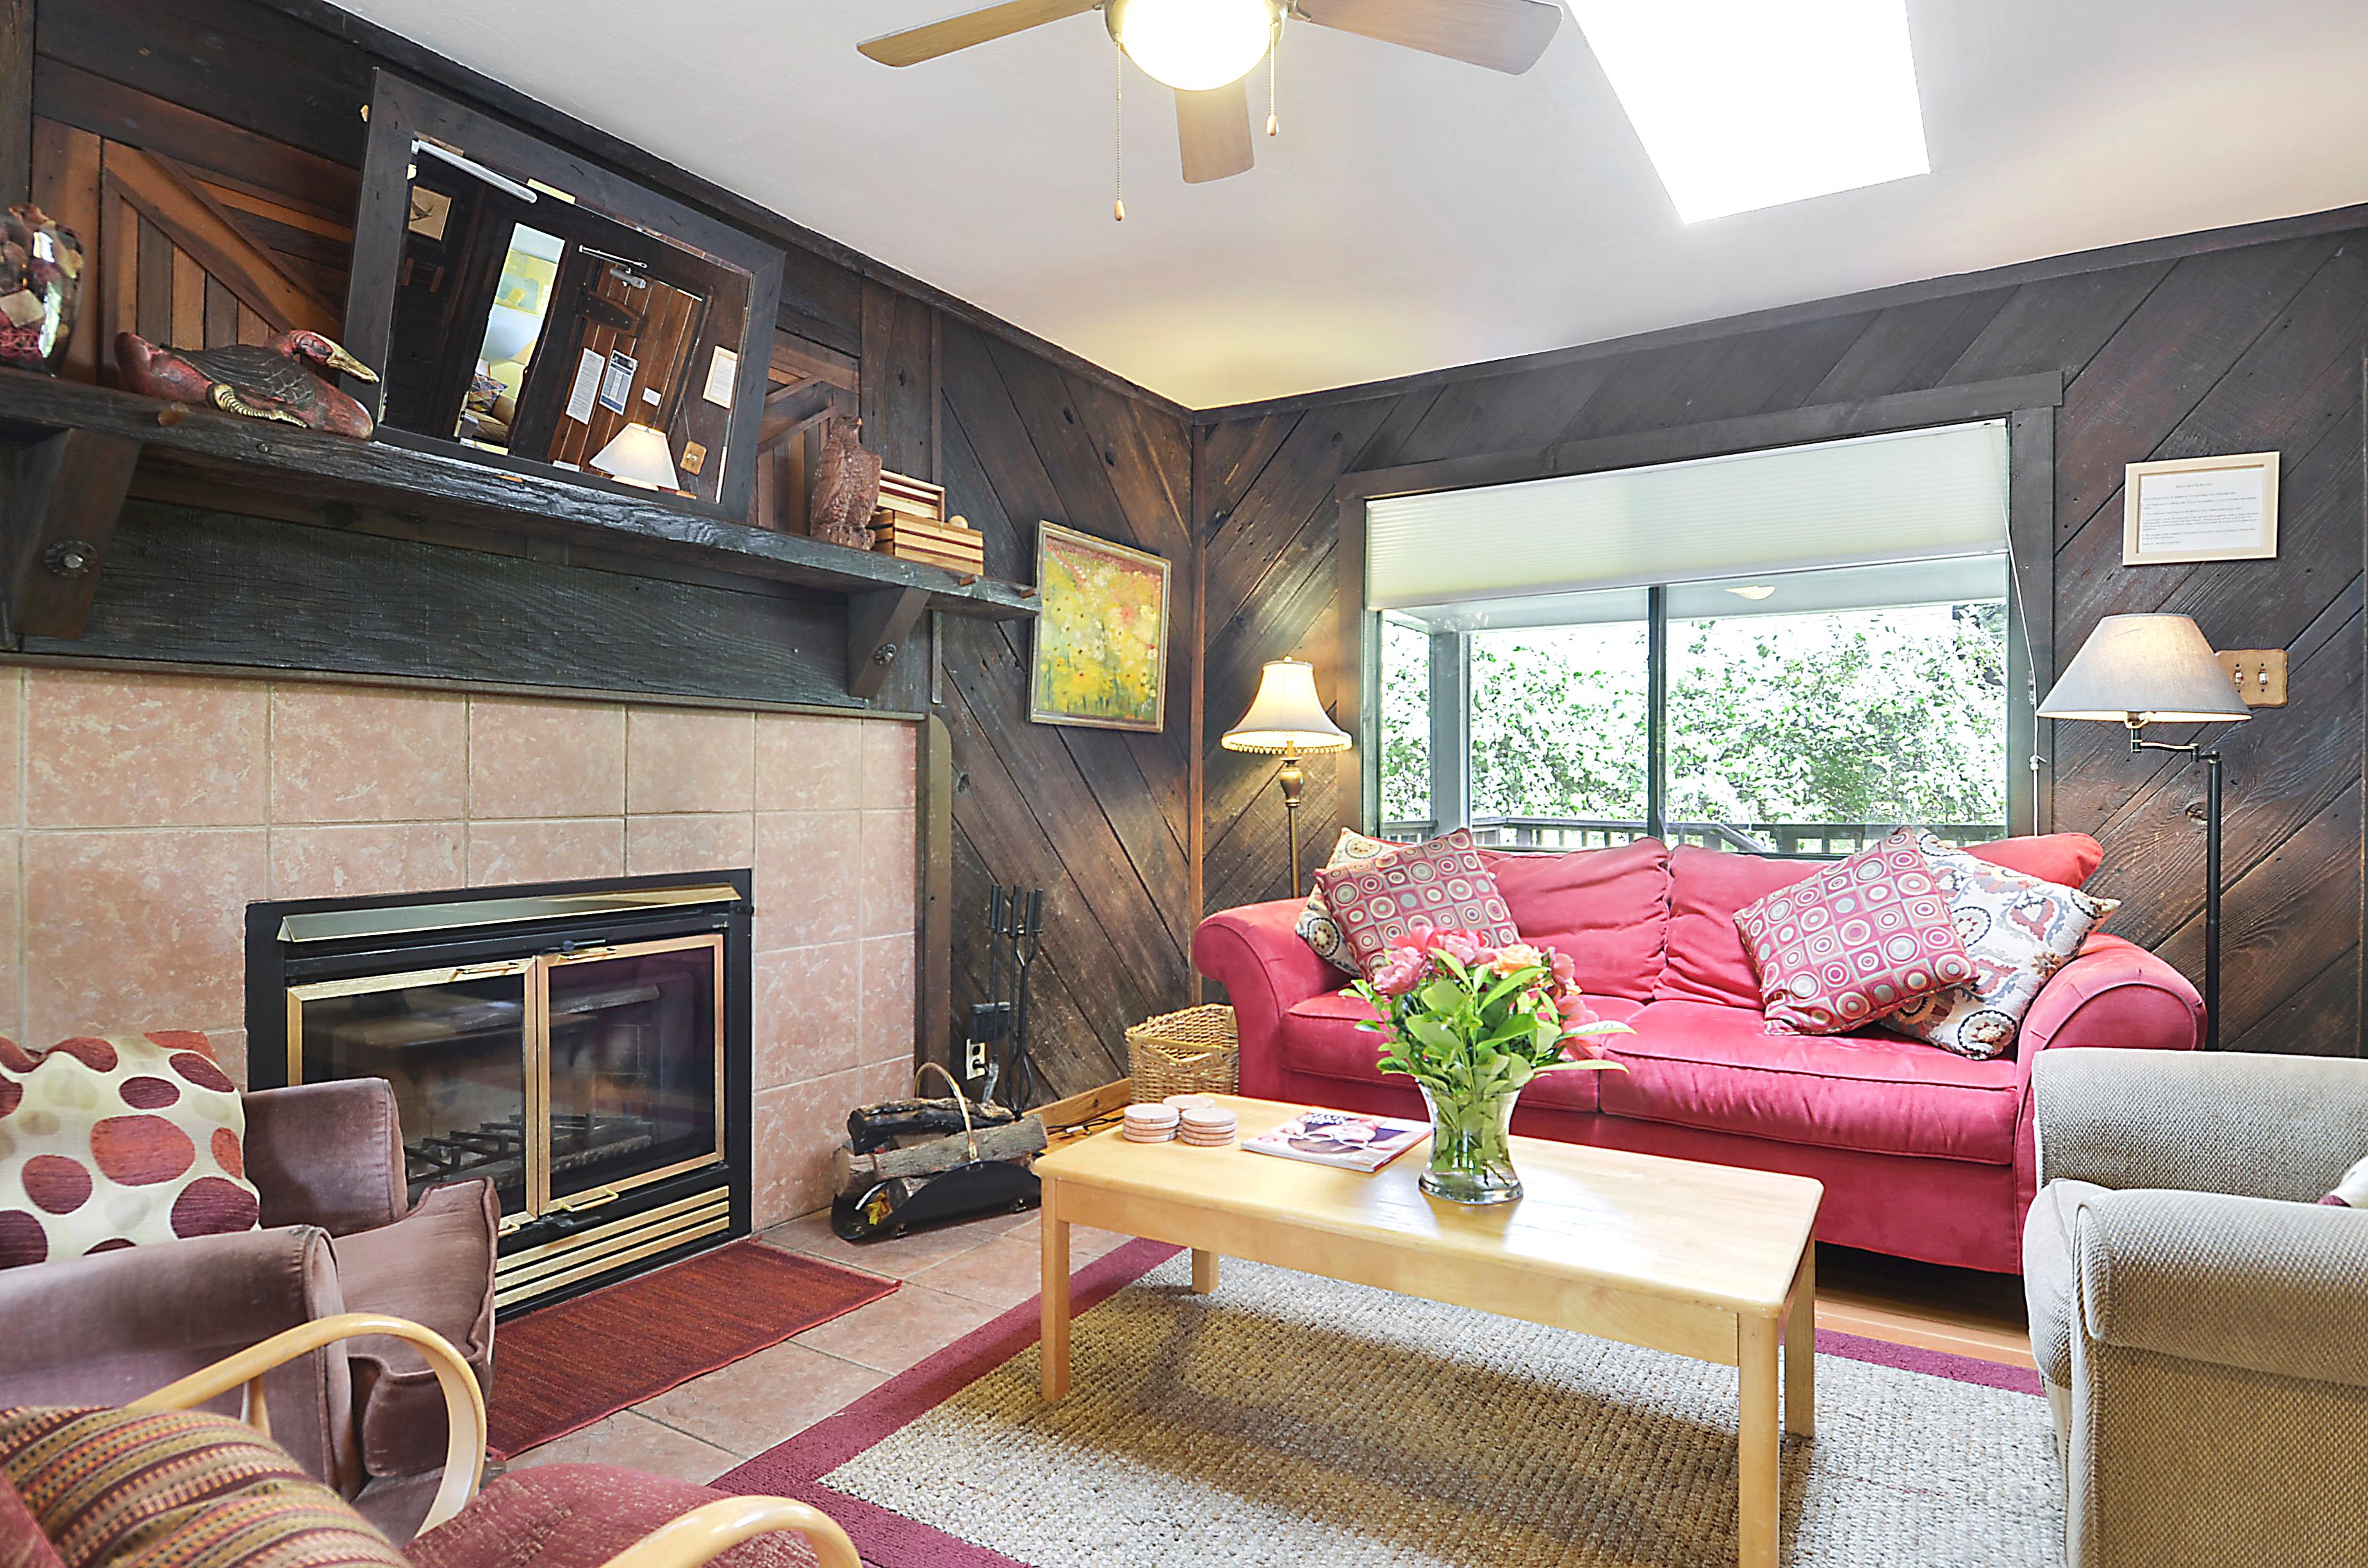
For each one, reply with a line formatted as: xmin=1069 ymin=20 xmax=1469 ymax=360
xmin=342 ymin=74 xmax=784 ymax=517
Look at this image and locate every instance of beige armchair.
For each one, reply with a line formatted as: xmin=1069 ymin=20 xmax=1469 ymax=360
xmin=2023 ymin=1047 xmax=2368 ymax=1568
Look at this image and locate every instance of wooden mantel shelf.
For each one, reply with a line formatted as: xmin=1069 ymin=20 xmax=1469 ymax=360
xmin=0 ymin=370 xmax=1038 ymax=645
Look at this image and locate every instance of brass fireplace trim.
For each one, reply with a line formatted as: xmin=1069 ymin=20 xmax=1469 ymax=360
xmin=275 ymin=884 xmax=743 ymax=945
xmin=494 ymin=1187 xmax=733 ymax=1312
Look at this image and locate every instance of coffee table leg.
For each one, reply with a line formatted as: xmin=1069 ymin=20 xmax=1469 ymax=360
xmin=1784 ymin=1246 xmax=1815 ymax=1439
xmin=1040 ymin=1179 xmax=1071 ymax=1401
xmin=1191 ymin=1249 xmax=1219 ymax=1294
xmin=1738 ymin=1313 xmax=1780 ymax=1568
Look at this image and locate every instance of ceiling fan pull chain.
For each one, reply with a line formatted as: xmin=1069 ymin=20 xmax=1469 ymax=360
xmin=1268 ymin=17 xmax=1281 ymax=137
xmin=1113 ymin=52 xmax=1126 ymax=222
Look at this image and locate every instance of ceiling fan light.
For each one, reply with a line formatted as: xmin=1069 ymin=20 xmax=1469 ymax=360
xmin=1108 ymin=0 xmax=1276 ymax=92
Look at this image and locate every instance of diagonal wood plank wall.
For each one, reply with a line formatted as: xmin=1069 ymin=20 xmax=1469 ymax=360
xmin=1198 ymin=221 xmax=2368 ymax=1057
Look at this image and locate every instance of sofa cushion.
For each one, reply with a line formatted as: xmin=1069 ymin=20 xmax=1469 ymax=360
xmin=407 ymin=1466 xmax=821 ymax=1568
xmin=1967 ymin=831 xmax=2103 ymax=890
xmin=1480 ymin=838 xmax=1672 ymax=1002
xmin=1886 ymin=833 xmax=2119 ymax=1059
xmin=0 ymin=1405 xmax=407 ymax=1568
xmin=1311 ymin=827 xmax=1517 ymax=979
xmin=2023 ymin=1177 xmax=2105 ymax=1387
xmin=1651 ymin=849 xmax=1817 ymax=1008
xmin=1297 ymin=829 xmax=1404 ymax=974
xmin=1733 ymin=828 xmax=1975 ymax=1035
xmin=1280 ymin=990 xmax=1646 ymax=1114
xmin=331 ymin=1180 xmax=498 ymax=1478
xmin=1598 ymin=1000 xmax=2025 ymax=1164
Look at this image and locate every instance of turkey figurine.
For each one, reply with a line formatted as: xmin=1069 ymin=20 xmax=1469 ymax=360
xmin=115 ymin=328 xmax=379 ymax=438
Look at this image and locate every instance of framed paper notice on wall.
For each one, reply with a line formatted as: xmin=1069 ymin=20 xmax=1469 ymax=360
xmin=2123 ymin=452 xmax=2279 ymax=565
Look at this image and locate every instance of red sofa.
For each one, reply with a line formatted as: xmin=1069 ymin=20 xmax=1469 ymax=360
xmin=1192 ymin=833 xmax=2203 ymax=1275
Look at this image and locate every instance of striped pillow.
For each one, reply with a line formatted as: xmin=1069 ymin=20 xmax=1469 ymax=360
xmin=0 ymin=1407 xmax=406 ymax=1568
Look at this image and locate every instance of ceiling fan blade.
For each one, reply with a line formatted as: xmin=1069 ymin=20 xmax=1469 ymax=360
xmin=1176 ymin=80 xmax=1254 ymax=184
xmin=859 ymin=0 xmax=1101 ymax=67
xmin=1295 ymin=0 xmax=1562 ymax=74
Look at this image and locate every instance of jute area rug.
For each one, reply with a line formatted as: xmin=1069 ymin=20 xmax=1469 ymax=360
xmin=724 ymin=1240 xmax=2062 ymax=1568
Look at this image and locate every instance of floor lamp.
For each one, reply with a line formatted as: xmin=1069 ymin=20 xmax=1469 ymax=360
xmin=1222 ymin=659 xmax=1353 ymax=899
xmin=2037 ymin=614 xmax=2251 ymax=1049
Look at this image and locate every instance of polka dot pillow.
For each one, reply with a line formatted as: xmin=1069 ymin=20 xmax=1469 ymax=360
xmin=0 ymin=1033 xmax=259 ymax=1269
xmin=1732 ymin=828 xmax=1976 ymax=1035
xmin=1297 ymin=828 xmax=1406 ymax=974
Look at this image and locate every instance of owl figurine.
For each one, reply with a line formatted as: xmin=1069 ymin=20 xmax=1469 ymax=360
xmin=810 ymin=416 xmax=883 ymax=550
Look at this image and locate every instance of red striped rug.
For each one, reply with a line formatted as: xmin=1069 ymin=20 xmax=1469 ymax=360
xmin=487 ymin=1238 xmax=898 ymax=1459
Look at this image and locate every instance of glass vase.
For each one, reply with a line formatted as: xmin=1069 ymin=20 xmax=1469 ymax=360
xmin=1416 ymin=1083 xmax=1524 ymax=1205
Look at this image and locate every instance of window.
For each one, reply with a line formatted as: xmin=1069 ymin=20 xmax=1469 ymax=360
xmin=1369 ymin=423 xmax=2015 ymax=857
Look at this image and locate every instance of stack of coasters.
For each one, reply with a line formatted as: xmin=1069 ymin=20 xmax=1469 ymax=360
xmin=1122 ymin=1102 xmax=1180 ymax=1143
xmin=1178 ymin=1104 xmax=1238 ymax=1147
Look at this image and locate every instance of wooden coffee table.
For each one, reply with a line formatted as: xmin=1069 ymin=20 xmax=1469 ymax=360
xmin=1037 ymin=1095 xmax=1822 ymax=1568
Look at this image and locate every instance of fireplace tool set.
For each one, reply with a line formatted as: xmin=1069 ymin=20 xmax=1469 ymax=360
xmin=828 ymin=886 xmax=1049 ymax=1241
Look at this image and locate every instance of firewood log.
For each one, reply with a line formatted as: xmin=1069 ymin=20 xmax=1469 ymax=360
xmin=832 ymin=1115 xmax=1048 ymax=1197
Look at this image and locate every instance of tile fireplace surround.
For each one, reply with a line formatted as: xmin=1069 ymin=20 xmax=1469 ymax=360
xmin=0 ymin=665 xmax=919 ymax=1228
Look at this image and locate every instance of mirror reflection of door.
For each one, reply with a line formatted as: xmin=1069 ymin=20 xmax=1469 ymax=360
xmin=382 ymin=143 xmax=744 ymax=503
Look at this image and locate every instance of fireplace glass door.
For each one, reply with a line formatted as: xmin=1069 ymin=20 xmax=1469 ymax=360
xmin=541 ymin=936 xmax=724 ymax=1213
xmin=284 ymin=935 xmax=725 ymax=1225
xmin=286 ymin=960 xmax=536 ymax=1212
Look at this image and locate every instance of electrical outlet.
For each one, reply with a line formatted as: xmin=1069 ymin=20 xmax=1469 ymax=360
xmin=2215 ymin=649 xmax=2288 ymax=708
xmin=964 ymin=1039 xmax=989 ymax=1079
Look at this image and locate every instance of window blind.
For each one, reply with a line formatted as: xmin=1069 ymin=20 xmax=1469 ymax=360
xmin=1365 ymin=420 xmax=2010 ymax=611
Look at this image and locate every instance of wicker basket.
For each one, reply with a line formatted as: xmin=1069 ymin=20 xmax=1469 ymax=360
xmin=1126 ymin=1004 xmax=1239 ymax=1101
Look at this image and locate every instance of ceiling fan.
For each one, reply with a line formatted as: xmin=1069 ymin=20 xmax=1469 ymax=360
xmin=859 ymin=0 xmax=1565 ymax=186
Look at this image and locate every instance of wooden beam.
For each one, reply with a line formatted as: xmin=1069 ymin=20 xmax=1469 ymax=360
xmin=8 ymin=428 xmax=140 ymax=642
xmin=769 ymin=332 xmax=859 ymax=392
xmin=847 ymin=584 xmax=929 ymax=701
xmin=101 ymin=142 xmax=338 ymax=336
xmin=0 ymin=0 xmax=29 ymax=210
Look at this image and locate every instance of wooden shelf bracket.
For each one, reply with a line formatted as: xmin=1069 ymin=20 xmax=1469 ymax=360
xmin=846 ymin=585 xmax=929 ymax=702
xmin=8 ymin=426 xmax=140 ymax=644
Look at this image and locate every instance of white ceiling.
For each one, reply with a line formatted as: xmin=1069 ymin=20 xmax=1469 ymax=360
xmin=334 ymin=1 xmax=2368 ymax=409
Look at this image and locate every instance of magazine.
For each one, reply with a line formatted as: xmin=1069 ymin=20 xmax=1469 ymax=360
xmin=1242 ymin=1109 xmax=1430 ymax=1172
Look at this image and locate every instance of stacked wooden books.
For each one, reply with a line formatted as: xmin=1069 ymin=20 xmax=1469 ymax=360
xmin=871 ymin=471 xmax=987 ymax=573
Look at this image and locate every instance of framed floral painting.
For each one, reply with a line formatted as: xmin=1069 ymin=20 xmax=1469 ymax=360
xmin=1030 ymin=521 xmax=1171 ymax=732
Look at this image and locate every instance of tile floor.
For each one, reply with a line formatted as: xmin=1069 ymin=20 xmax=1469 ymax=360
xmin=496 ymin=1209 xmax=1138 ymax=1485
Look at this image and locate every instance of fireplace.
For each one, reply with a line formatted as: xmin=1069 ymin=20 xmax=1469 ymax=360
xmin=246 ymin=872 xmax=752 ymax=1314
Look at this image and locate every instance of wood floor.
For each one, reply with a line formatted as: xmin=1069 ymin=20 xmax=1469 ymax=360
xmin=1813 ymin=1243 xmax=2032 ymax=1368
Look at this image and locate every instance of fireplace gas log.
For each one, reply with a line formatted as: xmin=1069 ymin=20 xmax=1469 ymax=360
xmin=830 ymin=1115 xmax=1047 ymax=1196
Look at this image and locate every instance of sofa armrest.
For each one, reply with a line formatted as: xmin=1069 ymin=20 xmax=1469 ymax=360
xmin=1192 ymin=899 xmax=1345 ymax=1099
xmin=2034 ymin=1049 xmax=2368 ymax=1199
xmin=0 ymin=1226 xmax=356 ymax=1488
xmin=246 ymin=1079 xmax=409 ymax=1235
xmin=2075 ymin=1186 xmax=2368 ymax=1388
xmin=2019 ymin=935 xmax=2203 ymax=1057
xmin=332 ymin=1179 xmax=499 ymax=1478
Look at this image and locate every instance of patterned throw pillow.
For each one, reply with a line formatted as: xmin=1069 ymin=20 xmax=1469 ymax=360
xmin=1733 ymin=828 xmax=1975 ymax=1035
xmin=0 ymin=1034 xmax=259 ymax=1270
xmin=1883 ymin=831 xmax=2121 ymax=1059
xmin=0 ymin=1406 xmax=409 ymax=1568
xmin=1297 ymin=828 xmax=1406 ymax=974
xmin=1311 ymin=826 xmax=1519 ymax=981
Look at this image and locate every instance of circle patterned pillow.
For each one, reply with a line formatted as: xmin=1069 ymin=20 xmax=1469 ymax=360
xmin=0 ymin=1033 xmax=259 ymax=1268
xmin=1732 ymin=828 xmax=1975 ymax=1035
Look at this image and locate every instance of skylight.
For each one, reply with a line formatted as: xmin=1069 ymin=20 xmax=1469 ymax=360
xmin=1569 ymin=0 xmax=1931 ymax=224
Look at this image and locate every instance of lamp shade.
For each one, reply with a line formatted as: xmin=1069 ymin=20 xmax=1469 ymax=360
xmin=1222 ymin=660 xmax=1352 ymax=755
xmin=589 ymin=422 xmax=680 ymax=491
xmin=2037 ymin=614 xmax=2250 ymax=724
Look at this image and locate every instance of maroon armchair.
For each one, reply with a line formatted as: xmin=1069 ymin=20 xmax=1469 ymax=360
xmin=0 ymin=1079 xmax=497 ymax=1541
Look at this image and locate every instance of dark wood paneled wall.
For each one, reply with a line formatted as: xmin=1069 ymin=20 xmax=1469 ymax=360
xmin=1199 ymin=224 xmax=2367 ymax=1058
xmin=7 ymin=0 xmax=1201 ymax=1091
